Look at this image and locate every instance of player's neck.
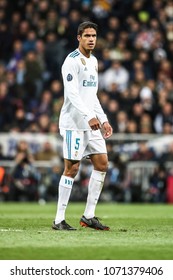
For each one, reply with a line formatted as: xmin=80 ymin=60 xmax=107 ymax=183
xmin=78 ymin=46 xmax=91 ymax=58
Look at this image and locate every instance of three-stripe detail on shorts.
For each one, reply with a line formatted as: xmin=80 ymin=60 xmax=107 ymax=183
xmin=66 ymin=130 xmax=72 ymax=159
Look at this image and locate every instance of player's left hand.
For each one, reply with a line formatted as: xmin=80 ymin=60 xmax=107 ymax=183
xmin=102 ymin=122 xmax=113 ymax=139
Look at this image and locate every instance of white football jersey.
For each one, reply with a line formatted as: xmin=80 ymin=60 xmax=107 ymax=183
xmin=59 ymin=48 xmax=108 ymax=130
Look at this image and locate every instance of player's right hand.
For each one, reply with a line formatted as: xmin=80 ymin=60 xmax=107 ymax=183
xmin=88 ymin=118 xmax=101 ymax=130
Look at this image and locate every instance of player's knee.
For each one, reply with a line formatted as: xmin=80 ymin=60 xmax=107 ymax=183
xmin=71 ymin=166 xmax=79 ymax=177
xmin=95 ymin=160 xmax=108 ymax=172
xmin=64 ymin=165 xmax=79 ymax=178
xmin=101 ymin=162 xmax=108 ymax=172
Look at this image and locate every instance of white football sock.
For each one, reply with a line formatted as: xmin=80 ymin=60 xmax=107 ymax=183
xmin=55 ymin=175 xmax=74 ymax=224
xmin=83 ymin=170 xmax=106 ymax=219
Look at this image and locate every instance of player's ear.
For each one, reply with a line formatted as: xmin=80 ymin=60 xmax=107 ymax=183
xmin=77 ymin=35 xmax=81 ymax=42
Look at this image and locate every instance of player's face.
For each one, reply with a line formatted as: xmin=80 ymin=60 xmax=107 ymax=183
xmin=78 ymin=28 xmax=97 ymax=53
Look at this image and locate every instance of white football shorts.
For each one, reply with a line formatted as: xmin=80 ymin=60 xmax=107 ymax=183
xmin=60 ymin=129 xmax=107 ymax=160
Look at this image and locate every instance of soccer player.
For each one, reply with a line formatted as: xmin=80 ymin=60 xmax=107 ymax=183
xmin=52 ymin=21 xmax=113 ymax=231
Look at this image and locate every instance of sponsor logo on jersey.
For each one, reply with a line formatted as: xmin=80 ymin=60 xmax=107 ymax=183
xmin=83 ymin=75 xmax=96 ymax=87
xmin=80 ymin=58 xmax=86 ymax=65
xmin=83 ymin=80 xmax=97 ymax=87
xmin=67 ymin=73 xmax=73 ymax=81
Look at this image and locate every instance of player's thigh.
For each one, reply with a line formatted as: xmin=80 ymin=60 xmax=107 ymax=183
xmin=84 ymin=130 xmax=107 ymax=157
xmin=60 ymin=129 xmax=89 ymax=160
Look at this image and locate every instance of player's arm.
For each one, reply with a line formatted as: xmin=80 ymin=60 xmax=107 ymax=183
xmin=62 ymin=58 xmax=95 ymax=122
xmin=94 ymin=96 xmax=113 ymax=138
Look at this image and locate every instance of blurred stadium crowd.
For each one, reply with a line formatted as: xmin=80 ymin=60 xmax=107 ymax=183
xmin=0 ymin=0 xmax=173 ymax=134
xmin=1 ymin=0 xmax=173 ymax=203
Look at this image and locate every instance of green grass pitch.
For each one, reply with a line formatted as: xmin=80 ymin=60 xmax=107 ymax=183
xmin=0 ymin=202 xmax=173 ymax=260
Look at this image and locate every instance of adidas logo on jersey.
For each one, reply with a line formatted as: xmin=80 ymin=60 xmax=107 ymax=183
xmin=84 ymin=67 xmax=88 ymax=71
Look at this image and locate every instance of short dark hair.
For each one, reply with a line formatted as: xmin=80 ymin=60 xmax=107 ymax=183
xmin=77 ymin=21 xmax=98 ymax=36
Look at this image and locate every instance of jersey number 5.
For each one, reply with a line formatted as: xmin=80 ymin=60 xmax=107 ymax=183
xmin=75 ymin=138 xmax=80 ymax=150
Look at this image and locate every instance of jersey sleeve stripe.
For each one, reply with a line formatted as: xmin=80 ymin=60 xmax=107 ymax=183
xmin=69 ymin=50 xmax=80 ymax=58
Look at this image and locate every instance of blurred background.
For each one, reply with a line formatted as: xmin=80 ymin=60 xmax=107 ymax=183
xmin=1 ymin=0 xmax=173 ymax=204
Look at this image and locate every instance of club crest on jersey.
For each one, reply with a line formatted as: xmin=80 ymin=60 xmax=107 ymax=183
xmin=74 ymin=151 xmax=78 ymax=157
xmin=67 ymin=73 xmax=73 ymax=81
xmin=80 ymin=58 xmax=86 ymax=65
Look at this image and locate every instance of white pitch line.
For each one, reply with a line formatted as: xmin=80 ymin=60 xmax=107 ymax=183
xmin=0 ymin=229 xmax=52 ymax=233
xmin=0 ymin=228 xmax=24 ymax=232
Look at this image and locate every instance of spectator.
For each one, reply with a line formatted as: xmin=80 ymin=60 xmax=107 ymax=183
xmin=158 ymin=59 xmax=173 ymax=81
xmin=46 ymin=9 xmax=59 ymax=33
xmin=51 ymin=98 xmax=64 ymax=122
xmin=37 ymin=90 xmax=52 ymax=116
xmin=0 ymin=0 xmax=173 ymax=136
xmin=164 ymin=78 xmax=173 ymax=101
xmin=37 ymin=113 xmax=50 ymax=133
xmin=0 ymin=62 xmax=6 ymax=82
xmin=139 ymin=113 xmax=154 ymax=134
xmin=154 ymin=101 xmax=173 ymax=133
xmin=0 ymin=144 xmax=13 ymax=160
xmin=114 ymin=110 xmax=128 ymax=133
xmin=148 ymin=165 xmax=167 ymax=203
xmin=10 ymin=150 xmax=40 ymax=201
xmin=131 ymin=142 xmax=156 ymax=161
xmin=23 ymin=30 xmax=37 ymax=54
xmin=34 ymin=141 xmax=60 ymax=161
xmin=24 ymin=50 xmax=43 ymax=99
xmin=10 ymin=107 xmax=30 ymax=132
xmin=1 ymin=0 xmax=173 ymax=203
xmin=126 ymin=119 xmax=138 ymax=134
xmin=162 ymin=121 xmax=173 ymax=135
xmin=35 ymin=39 xmax=47 ymax=74
xmin=106 ymin=99 xmax=119 ymax=127
xmin=160 ymin=142 xmax=173 ymax=163
xmin=139 ymin=86 xmax=155 ymax=118
xmin=7 ymin=39 xmax=24 ymax=72
xmin=18 ymin=20 xmax=31 ymax=41
xmin=48 ymin=121 xmax=59 ymax=135
xmin=9 ymin=140 xmax=40 ymax=201
xmin=16 ymin=59 xmax=27 ymax=88
xmin=45 ymin=32 xmax=67 ymax=79
xmin=0 ymin=81 xmax=13 ymax=131
xmin=38 ymin=158 xmax=62 ymax=202
xmin=0 ymin=22 xmax=12 ymax=62
xmin=14 ymin=140 xmax=34 ymax=161
xmin=102 ymin=59 xmax=129 ymax=92
xmin=50 ymin=80 xmax=63 ymax=100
